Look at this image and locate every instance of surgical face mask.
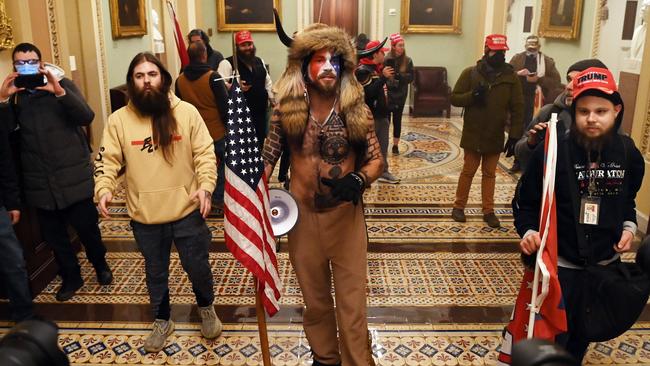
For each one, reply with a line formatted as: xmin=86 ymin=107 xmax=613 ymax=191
xmin=15 ymin=63 xmax=40 ymax=75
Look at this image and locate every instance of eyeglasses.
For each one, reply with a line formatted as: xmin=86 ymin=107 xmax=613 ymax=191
xmin=13 ymin=59 xmax=39 ymax=66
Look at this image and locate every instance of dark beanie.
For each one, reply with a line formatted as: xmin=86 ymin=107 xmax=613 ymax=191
xmin=567 ymin=59 xmax=608 ymax=75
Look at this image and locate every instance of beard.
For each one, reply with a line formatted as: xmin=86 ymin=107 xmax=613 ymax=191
xmin=237 ymin=47 xmax=257 ymax=64
xmin=571 ymin=122 xmax=616 ymax=153
xmin=310 ymin=73 xmax=339 ymax=96
xmin=130 ymin=84 xmax=170 ymax=116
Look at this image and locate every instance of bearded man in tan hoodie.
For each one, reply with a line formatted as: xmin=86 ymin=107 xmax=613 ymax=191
xmin=94 ymin=53 xmax=220 ymax=353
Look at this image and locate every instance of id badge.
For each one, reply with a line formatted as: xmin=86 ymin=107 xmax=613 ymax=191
xmin=579 ymin=197 xmax=601 ymax=225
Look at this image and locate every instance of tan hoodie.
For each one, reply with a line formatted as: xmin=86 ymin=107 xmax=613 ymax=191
xmin=94 ymin=95 xmax=217 ymax=224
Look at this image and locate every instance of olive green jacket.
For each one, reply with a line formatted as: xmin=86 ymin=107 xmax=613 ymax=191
xmin=451 ymin=60 xmax=524 ymax=154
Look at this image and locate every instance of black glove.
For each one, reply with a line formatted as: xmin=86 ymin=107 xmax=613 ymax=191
xmin=472 ymin=84 xmax=488 ymax=105
xmin=320 ymin=172 xmax=365 ymax=205
xmin=503 ymin=137 xmax=518 ymax=157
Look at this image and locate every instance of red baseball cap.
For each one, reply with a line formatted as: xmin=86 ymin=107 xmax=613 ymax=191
xmin=485 ymin=34 xmax=509 ymax=51
xmin=389 ymin=33 xmax=404 ymax=46
xmin=235 ymin=30 xmax=253 ymax=45
xmin=571 ymin=67 xmax=618 ymax=100
xmin=365 ymin=40 xmax=389 ymax=52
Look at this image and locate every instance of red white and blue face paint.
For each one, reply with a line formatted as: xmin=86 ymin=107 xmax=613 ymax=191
xmin=308 ymin=49 xmax=341 ymax=83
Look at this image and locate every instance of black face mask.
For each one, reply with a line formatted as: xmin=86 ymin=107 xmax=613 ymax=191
xmin=487 ymin=52 xmax=506 ymax=68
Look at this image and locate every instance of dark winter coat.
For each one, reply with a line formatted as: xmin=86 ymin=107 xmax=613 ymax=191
xmin=451 ymin=59 xmax=524 ymax=154
xmin=0 ymin=119 xmax=20 ymax=211
xmin=0 ymin=78 xmax=95 ymax=210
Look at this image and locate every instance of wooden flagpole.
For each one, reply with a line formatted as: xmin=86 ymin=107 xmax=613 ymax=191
xmin=256 ymin=281 xmax=272 ymax=366
xmin=232 ymin=31 xmax=272 ymax=365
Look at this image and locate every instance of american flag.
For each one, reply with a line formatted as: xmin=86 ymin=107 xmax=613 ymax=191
xmin=223 ymin=80 xmax=282 ymax=316
xmin=497 ymin=115 xmax=566 ymax=365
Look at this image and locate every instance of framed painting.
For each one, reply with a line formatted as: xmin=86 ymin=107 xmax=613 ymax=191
xmin=218 ymin=0 xmax=281 ymax=32
xmin=538 ymin=0 xmax=583 ymax=40
xmin=0 ymin=0 xmax=14 ymax=50
xmin=110 ymin=0 xmax=147 ymax=39
xmin=400 ymin=0 xmax=462 ymax=34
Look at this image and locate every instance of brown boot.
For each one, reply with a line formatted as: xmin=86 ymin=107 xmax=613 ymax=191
xmin=483 ymin=212 xmax=501 ymax=228
xmin=451 ymin=208 xmax=466 ymax=223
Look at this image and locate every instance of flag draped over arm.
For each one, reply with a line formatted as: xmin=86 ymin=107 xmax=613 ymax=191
xmin=497 ymin=115 xmax=567 ymax=365
xmin=223 ymin=80 xmax=282 ymax=316
xmin=166 ymin=1 xmax=189 ymax=67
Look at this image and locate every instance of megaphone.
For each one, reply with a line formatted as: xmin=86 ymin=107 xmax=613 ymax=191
xmin=269 ymin=188 xmax=299 ymax=236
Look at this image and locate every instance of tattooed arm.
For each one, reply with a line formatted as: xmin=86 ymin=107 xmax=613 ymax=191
xmin=357 ymin=107 xmax=384 ymax=185
xmin=263 ymin=108 xmax=285 ymax=180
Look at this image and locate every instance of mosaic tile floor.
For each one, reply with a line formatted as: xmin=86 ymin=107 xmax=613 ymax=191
xmin=2 ymin=322 xmax=649 ymax=365
xmin=34 ymin=252 xmax=539 ymax=307
xmin=12 ymin=116 xmax=647 ymax=365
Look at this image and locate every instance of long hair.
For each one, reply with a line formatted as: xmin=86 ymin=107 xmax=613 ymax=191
xmin=388 ymin=49 xmax=408 ymax=73
xmin=126 ymin=52 xmax=177 ymax=163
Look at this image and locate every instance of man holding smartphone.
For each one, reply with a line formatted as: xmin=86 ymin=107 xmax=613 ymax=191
xmin=0 ymin=43 xmax=112 ymax=302
xmin=508 ymin=36 xmax=561 ymax=172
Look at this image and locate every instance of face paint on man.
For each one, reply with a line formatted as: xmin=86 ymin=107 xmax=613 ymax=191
xmin=308 ymin=49 xmax=341 ymax=94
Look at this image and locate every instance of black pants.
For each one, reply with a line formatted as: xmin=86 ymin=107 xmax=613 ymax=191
xmin=556 ymin=267 xmax=590 ymax=362
xmin=389 ymin=103 xmax=405 ymax=139
xmin=37 ymin=198 xmax=107 ymax=281
xmin=131 ymin=210 xmax=214 ymax=320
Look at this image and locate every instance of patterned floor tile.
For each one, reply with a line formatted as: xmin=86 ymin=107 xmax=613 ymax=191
xmin=99 ymin=217 xmax=520 ymax=243
xmin=1 ymin=322 xmax=648 ymax=365
xmin=29 ymin=252 xmax=636 ymax=308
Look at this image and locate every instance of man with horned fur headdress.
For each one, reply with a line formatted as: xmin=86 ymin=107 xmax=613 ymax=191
xmin=263 ymin=14 xmax=384 ymax=366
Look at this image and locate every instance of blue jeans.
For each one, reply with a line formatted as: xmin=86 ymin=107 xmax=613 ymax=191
xmin=131 ymin=210 xmax=214 ymax=320
xmin=0 ymin=206 xmax=34 ymax=321
xmin=214 ymin=139 xmax=225 ymax=204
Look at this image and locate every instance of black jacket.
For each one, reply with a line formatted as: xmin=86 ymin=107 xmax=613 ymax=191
xmin=0 ymin=119 xmax=20 ymax=211
xmin=226 ymin=55 xmax=269 ymax=116
xmin=356 ymin=63 xmax=389 ymax=118
xmin=515 ymin=134 xmax=645 ymax=266
xmin=0 ymin=78 xmax=95 ymax=210
xmin=384 ymin=55 xmax=414 ymax=107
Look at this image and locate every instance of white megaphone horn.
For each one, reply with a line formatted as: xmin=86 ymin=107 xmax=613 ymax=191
xmin=268 ymin=188 xmax=299 ymax=237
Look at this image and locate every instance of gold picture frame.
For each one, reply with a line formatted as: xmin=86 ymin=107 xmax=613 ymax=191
xmin=401 ymin=0 xmax=462 ymax=34
xmin=538 ymin=0 xmax=583 ymax=40
xmin=217 ymin=0 xmax=280 ymax=32
xmin=0 ymin=0 xmax=15 ymax=50
xmin=109 ymin=0 xmax=147 ymax=39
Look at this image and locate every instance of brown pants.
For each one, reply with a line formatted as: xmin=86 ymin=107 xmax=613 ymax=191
xmin=288 ymin=201 xmax=371 ymax=365
xmin=454 ymin=149 xmax=500 ymax=214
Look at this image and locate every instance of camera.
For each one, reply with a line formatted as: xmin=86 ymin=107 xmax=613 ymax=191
xmin=0 ymin=319 xmax=69 ymax=366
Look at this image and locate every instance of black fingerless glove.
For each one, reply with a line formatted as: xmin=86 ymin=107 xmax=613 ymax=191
xmin=503 ymin=137 xmax=518 ymax=157
xmin=320 ymin=172 xmax=365 ymax=205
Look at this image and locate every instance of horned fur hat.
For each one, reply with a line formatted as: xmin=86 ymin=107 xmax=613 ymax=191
xmin=273 ymin=22 xmax=368 ymax=143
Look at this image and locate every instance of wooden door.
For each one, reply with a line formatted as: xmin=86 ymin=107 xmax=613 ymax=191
xmin=313 ymin=0 xmax=358 ymax=36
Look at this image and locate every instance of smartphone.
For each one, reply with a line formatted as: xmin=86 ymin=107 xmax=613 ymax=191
xmin=15 ymin=74 xmax=46 ymax=89
xmin=384 ymin=59 xmax=396 ymax=69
